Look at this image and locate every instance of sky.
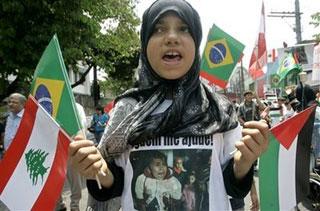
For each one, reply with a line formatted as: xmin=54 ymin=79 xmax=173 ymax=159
xmin=134 ymin=0 xmax=320 ymax=67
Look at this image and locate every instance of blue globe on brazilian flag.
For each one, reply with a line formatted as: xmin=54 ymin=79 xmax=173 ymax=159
xmin=204 ymin=39 xmax=234 ymax=68
xmin=200 ymin=24 xmax=244 ymax=88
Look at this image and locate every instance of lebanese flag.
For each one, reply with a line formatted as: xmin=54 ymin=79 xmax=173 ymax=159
xmin=248 ymin=1 xmax=267 ymax=80
xmin=259 ymin=105 xmax=316 ymax=211
xmin=0 ymin=96 xmax=70 ymax=210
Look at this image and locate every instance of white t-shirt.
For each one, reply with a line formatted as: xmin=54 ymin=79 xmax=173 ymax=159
xmin=112 ymin=125 xmax=241 ymax=211
xmin=100 ymin=98 xmax=242 ymax=211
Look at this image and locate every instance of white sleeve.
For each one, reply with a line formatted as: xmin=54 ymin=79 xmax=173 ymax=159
xmin=135 ymin=174 xmax=146 ymax=199
xmin=169 ymin=177 xmax=182 ymax=200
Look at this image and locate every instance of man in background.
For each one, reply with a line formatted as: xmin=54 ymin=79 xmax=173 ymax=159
xmin=4 ymin=93 xmax=26 ymax=153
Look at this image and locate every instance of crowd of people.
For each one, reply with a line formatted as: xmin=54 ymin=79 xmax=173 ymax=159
xmin=1 ymin=0 xmax=320 ymax=211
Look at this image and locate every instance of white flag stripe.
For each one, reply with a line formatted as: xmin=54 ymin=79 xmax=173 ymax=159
xmin=0 ymin=107 xmax=59 ymax=210
xmin=278 ymin=136 xmax=298 ymax=210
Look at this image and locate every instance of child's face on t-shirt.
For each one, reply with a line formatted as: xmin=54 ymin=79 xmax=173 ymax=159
xmin=150 ymin=158 xmax=168 ymax=180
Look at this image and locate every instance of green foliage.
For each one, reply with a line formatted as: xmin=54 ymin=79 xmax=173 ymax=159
xmin=310 ymin=12 xmax=320 ymax=41
xmin=0 ymin=0 xmax=140 ymax=99
xmin=100 ymin=49 xmax=140 ymax=96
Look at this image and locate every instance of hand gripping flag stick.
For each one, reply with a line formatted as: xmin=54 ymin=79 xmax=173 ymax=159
xmin=80 ymin=129 xmax=106 ymax=189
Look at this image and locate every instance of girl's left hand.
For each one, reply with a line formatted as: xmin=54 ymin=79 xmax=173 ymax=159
xmin=233 ymin=120 xmax=269 ymax=179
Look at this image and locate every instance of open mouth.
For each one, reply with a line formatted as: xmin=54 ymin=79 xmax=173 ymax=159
xmin=163 ymin=51 xmax=182 ymax=62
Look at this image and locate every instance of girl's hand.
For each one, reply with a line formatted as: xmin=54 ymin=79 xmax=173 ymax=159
xmin=233 ymin=120 xmax=269 ymax=179
xmin=69 ymin=135 xmax=106 ymax=179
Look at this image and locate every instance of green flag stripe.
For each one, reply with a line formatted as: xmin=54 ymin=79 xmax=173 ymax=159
xmin=259 ymin=133 xmax=280 ymax=211
xmin=53 ymin=35 xmax=82 ymax=135
xmin=56 ymin=86 xmax=80 ymax=135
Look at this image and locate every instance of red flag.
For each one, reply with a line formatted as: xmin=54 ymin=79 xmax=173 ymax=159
xmin=270 ymin=104 xmax=317 ymax=149
xmin=104 ymin=100 xmax=114 ymax=114
xmin=248 ymin=1 xmax=267 ymax=80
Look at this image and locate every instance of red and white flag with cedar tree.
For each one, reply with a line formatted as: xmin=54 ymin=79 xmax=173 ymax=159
xmin=248 ymin=1 xmax=267 ymax=80
xmin=0 ymin=96 xmax=70 ymax=210
xmin=259 ymin=105 xmax=317 ymax=211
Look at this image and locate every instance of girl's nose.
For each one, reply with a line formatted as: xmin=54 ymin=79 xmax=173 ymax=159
xmin=165 ymin=29 xmax=179 ymax=45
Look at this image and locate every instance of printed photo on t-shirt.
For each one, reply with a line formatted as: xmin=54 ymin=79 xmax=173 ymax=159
xmin=130 ymin=149 xmax=212 ymax=211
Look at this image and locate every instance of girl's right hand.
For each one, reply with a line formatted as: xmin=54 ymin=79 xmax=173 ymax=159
xmin=69 ymin=135 xmax=106 ymax=180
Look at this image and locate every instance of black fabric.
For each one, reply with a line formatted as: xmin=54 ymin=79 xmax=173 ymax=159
xmin=103 ymin=0 xmax=238 ymax=156
xmin=295 ymin=82 xmax=316 ymax=111
xmin=223 ymin=158 xmax=254 ymax=198
xmin=87 ymin=160 xmax=124 ymax=201
xmin=230 ymin=198 xmax=245 ymax=210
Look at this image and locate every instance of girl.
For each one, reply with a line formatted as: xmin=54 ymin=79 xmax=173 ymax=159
xmin=69 ymin=0 xmax=269 ymax=210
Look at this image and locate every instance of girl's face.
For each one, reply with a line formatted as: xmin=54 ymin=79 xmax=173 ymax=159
xmin=146 ymin=12 xmax=195 ymax=80
xmin=149 ymin=158 xmax=167 ymax=180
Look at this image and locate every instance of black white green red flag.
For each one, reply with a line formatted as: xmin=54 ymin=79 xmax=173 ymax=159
xmin=0 ymin=96 xmax=70 ymax=210
xmin=259 ymin=105 xmax=316 ymax=211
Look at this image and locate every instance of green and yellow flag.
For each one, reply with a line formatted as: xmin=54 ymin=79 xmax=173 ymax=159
xmin=30 ymin=35 xmax=81 ymax=136
xmin=277 ymin=51 xmax=301 ymax=83
xmin=200 ymin=24 xmax=245 ymax=88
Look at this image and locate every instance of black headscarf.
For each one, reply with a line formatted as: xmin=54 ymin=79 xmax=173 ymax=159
xmin=295 ymin=82 xmax=316 ymax=111
xmin=103 ymin=0 xmax=238 ymax=155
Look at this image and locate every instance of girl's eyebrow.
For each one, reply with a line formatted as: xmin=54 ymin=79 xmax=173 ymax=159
xmin=156 ymin=19 xmax=165 ymax=25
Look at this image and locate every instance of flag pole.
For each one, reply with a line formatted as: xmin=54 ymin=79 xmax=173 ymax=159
xmin=240 ymin=58 xmax=244 ymax=102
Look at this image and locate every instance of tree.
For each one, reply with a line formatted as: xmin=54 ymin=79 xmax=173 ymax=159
xmin=100 ymin=48 xmax=140 ymax=96
xmin=0 ymin=0 xmax=140 ymax=101
xmin=310 ymin=12 xmax=320 ymax=41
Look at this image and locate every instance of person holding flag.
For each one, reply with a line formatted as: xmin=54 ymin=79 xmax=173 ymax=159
xmin=69 ymin=0 xmax=269 ymax=210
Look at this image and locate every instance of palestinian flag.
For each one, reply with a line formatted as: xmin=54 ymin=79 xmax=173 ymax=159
xmin=0 ymin=96 xmax=70 ymax=210
xmin=200 ymin=24 xmax=244 ymax=88
xmin=259 ymin=105 xmax=317 ymax=211
xmin=30 ymin=35 xmax=81 ymax=136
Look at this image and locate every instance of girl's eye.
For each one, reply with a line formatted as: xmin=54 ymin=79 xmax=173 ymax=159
xmin=153 ymin=25 xmax=165 ymax=33
xmin=180 ymin=25 xmax=189 ymax=33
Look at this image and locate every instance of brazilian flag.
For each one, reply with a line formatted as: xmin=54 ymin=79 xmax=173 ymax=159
xmin=30 ymin=35 xmax=81 ymax=136
xmin=277 ymin=51 xmax=301 ymax=83
xmin=200 ymin=24 xmax=245 ymax=88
